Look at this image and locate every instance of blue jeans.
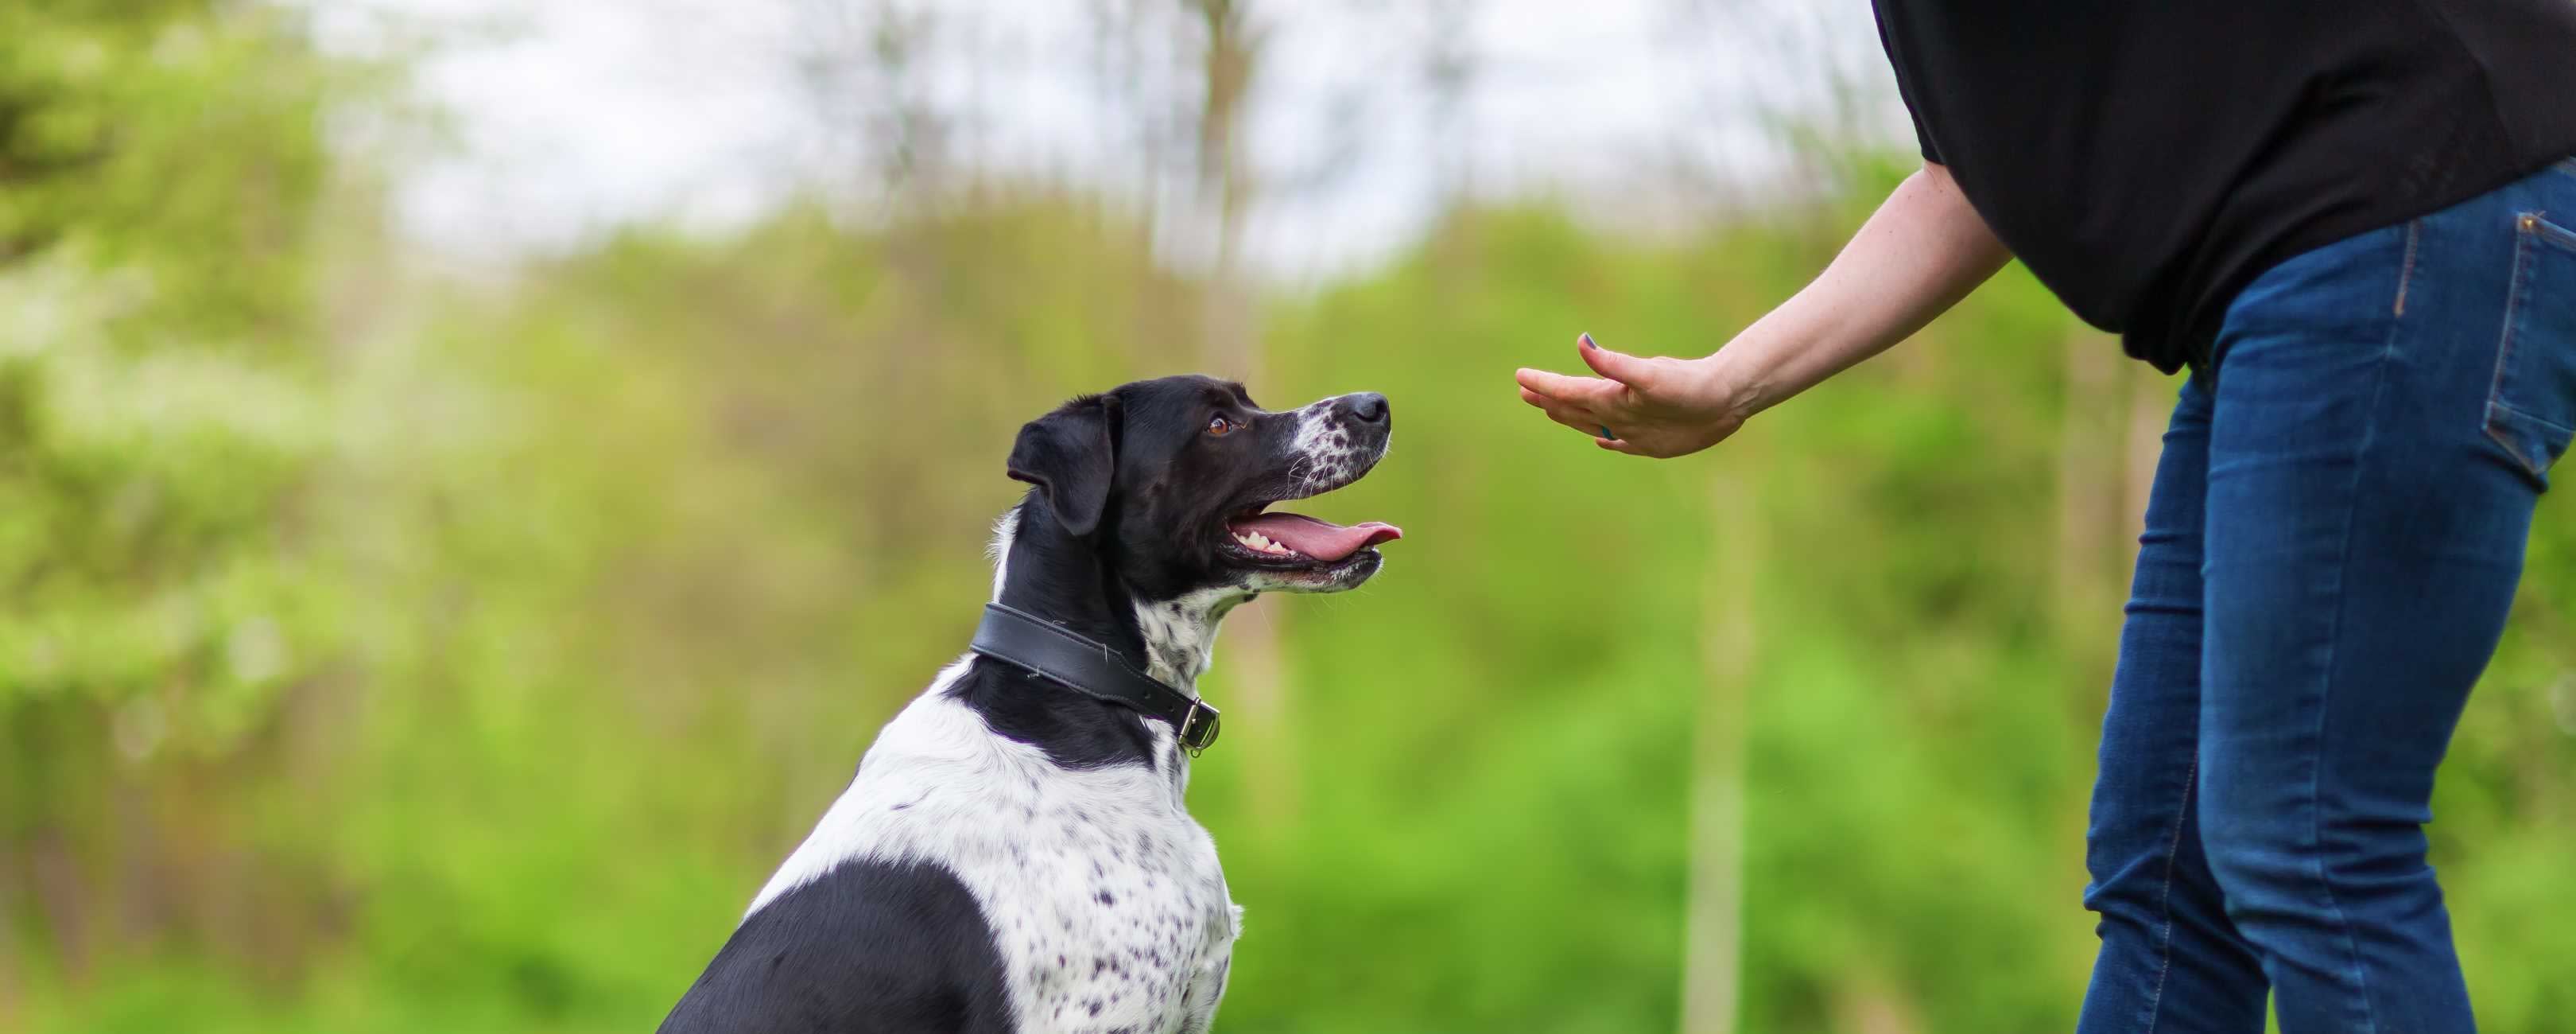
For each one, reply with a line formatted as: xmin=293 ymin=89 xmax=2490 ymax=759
xmin=2077 ymin=157 xmax=2576 ymax=1034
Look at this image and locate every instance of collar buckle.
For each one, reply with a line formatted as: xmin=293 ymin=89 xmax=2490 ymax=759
xmin=1176 ymin=698 xmax=1221 ymax=756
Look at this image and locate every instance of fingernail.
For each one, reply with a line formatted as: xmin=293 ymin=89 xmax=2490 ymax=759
xmin=1580 ymin=332 xmax=1596 ymax=349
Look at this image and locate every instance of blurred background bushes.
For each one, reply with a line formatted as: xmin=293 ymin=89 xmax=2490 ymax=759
xmin=3 ymin=2 xmax=2573 ymax=1032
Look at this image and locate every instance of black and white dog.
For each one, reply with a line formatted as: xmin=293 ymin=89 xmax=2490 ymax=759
xmin=660 ymin=375 xmax=1399 ymax=1034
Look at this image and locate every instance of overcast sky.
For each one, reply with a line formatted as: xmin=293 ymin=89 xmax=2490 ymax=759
xmin=315 ymin=0 xmax=1907 ymax=281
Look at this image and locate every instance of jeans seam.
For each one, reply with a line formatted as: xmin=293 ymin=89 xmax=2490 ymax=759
xmin=2492 ymin=398 xmax=2575 ymax=435
xmin=2485 ymin=214 xmax=2561 ymax=482
xmin=2393 ymin=220 xmax=2420 ymax=317
xmin=2139 ymin=757 xmax=2197 ymax=1034
xmin=2532 ymin=212 xmax=2576 ymax=250
xmin=2487 ymin=221 xmax=2531 ymax=469
xmin=2302 ymin=308 xmax=2405 ymax=1034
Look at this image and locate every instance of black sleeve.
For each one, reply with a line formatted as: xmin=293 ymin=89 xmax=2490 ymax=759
xmin=1903 ymin=99 xmax=1942 ymax=165
xmin=1871 ymin=0 xmax=1942 ymax=165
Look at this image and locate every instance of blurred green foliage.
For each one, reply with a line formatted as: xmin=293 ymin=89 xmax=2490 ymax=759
xmin=5 ymin=4 xmax=2574 ymax=1033
xmin=2 ymin=0 xmax=347 ymax=960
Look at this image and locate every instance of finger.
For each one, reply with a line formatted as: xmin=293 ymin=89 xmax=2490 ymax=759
xmin=1515 ymin=367 xmax=1590 ymax=398
xmin=1526 ymin=387 xmax=1623 ymax=437
xmin=1526 ymin=393 xmax=1598 ymax=428
xmin=1539 ymin=405 xmax=1608 ymax=437
xmin=1595 ymin=436 xmax=1651 ymax=456
xmin=1577 ymin=332 xmax=1658 ymax=388
xmin=1524 ymin=391 xmax=1608 ymax=433
xmin=1515 ymin=367 xmax=1622 ymax=404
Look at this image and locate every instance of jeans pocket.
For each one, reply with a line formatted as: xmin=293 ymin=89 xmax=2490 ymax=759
xmin=2488 ymin=212 xmax=2576 ymax=488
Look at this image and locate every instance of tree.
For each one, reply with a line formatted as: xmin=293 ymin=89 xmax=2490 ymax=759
xmin=0 ymin=0 xmax=343 ymax=990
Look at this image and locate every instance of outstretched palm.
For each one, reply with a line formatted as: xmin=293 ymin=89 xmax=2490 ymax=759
xmin=1514 ymin=333 xmax=1748 ymax=459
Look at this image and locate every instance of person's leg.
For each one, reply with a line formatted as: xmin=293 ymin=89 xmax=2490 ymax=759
xmin=2195 ymin=159 xmax=2576 ymax=1033
xmin=2076 ymin=376 xmax=2270 ymax=1034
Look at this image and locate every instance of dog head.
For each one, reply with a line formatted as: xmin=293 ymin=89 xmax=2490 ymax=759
xmin=1005 ymin=375 xmax=1399 ymax=605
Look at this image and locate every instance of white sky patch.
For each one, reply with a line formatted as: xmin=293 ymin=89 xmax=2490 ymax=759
xmin=311 ymin=0 xmax=1907 ymax=279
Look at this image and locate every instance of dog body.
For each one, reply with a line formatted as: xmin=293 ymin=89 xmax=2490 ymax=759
xmin=661 ymin=377 xmax=1396 ymax=1034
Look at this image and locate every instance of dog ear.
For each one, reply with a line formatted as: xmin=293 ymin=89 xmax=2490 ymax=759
xmin=1007 ymin=394 xmax=1119 ymax=537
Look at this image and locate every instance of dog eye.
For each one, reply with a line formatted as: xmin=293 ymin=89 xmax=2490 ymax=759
xmin=1205 ymin=414 xmax=1236 ymax=436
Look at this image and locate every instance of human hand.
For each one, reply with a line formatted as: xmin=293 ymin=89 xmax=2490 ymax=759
xmin=1514 ymin=333 xmax=1752 ymax=458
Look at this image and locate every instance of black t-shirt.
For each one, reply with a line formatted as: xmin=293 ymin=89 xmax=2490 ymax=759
xmin=1873 ymin=1 xmax=2576 ymax=372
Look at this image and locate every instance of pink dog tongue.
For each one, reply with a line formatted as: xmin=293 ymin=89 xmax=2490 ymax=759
xmin=1230 ymin=512 xmax=1402 ymax=562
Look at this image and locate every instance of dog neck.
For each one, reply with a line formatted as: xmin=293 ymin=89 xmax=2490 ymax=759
xmin=1129 ymin=586 xmax=1255 ymax=690
xmin=989 ymin=502 xmax=1251 ymax=694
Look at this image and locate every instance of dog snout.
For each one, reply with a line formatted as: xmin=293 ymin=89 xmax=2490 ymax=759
xmin=1336 ymin=392 xmax=1390 ymax=426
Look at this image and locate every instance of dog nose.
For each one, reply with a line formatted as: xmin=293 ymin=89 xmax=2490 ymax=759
xmin=1340 ymin=392 xmax=1390 ymax=424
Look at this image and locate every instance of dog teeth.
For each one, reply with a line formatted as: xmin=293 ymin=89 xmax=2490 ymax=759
xmin=1233 ymin=531 xmax=1296 ymax=556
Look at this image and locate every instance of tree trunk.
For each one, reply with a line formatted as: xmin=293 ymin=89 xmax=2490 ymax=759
xmin=2054 ymin=331 xmax=2126 ymax=664
xmin=1681 ymin=467 xmax=1757 ymax=1034
xmin=0 ymin=841 xmax=18 ymax=1027
xmin=1179 ymin=0 xmax=1297 ymax=832
xmin=29 ymin=826 xmax=87 ymax=989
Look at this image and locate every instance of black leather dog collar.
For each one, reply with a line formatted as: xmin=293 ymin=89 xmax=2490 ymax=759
xmin=970 ymin=603 xmax=1222 ymax=756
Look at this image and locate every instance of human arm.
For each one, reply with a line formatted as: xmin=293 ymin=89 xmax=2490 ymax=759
xmin=1514 ymin=162 xmax=2011 ymax=457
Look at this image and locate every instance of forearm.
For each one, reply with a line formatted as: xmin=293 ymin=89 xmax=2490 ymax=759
xmin=1714 ymin=164 xmax=2010 ymax=414
xmin=1511 ymin=164 xmax=2012 ymax=459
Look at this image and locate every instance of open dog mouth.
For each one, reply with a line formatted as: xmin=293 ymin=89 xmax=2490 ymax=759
xmin=1220 ymin=504 xmax=1402 ymax=569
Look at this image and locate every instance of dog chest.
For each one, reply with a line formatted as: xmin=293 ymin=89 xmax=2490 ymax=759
xmin=751 ymin=676 xmax=1237 ymax=1033
xmin=972 ymin=778 xmax=1236 ymax=1033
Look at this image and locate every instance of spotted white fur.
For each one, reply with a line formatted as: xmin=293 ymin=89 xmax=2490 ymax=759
xmin=1284 ymin=397 xmax=1385 ymax=500
xmin=746 ymin=662 xmax=1236 ymax=1033
xmin=1132 ymin=586 xmax=1247 ymax=691
xmin=743 ymin=523 xmax=1241 ymax=1034
xmin=731 ymin=396 xmax=1388 ymax=1034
